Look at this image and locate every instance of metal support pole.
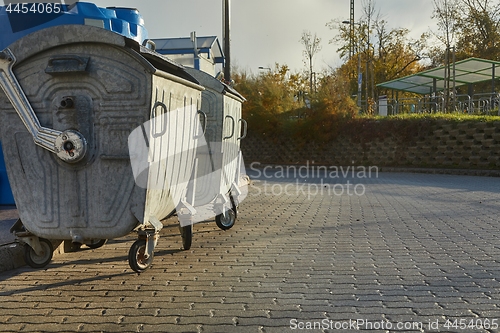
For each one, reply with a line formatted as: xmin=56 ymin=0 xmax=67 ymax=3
xmin=357 ymin=47 xmax=362 ymax=110
xmin=468 ymin=84 xmax=474 ymax=112
xmin=349 ymin=0 xmax=354 ymax=59
xmin=365 ymin=37 xmax=369 ymax=113
xmin=223 ymin=0 xmax=231 ymax=83
xmin=444 ymin=47 xmax=449 ymax=112
xmin=452 ymin=46 xmax=456 ymax=112
xmin=492 ymin=64 xmax=496 ymax=93
xmin=190 ymin=31 xmax=200 ymax=70
xmin=433 ymin=78 xmax=437 ymax=113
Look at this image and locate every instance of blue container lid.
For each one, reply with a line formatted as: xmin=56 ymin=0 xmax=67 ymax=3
xmin=108 ymin=7 xmax=144 ymax=25
xmin=0 ymin=2 xmax=148 ymax=50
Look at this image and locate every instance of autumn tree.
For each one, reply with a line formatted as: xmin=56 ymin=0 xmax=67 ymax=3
xmin=430 ymin=0 xmax=500 ymax=61
xmin=456 ymin=0 xmax=500 ymax=60
xmin=429 ymin=0 xmax=500 ymax=108
xmin=373 ymin=23 xmax=427 ymax=88
xmin=294 ymin=67 xmax=358 ymax=143
xmin=327 ymin=0 xmax=427 ymax=111
xmin=232 ymin=64 xmax=306 ymax=137
xmin=432 ymin=0 xmax=459 ymax=51
xmin=300 ymin=31 xmax=322 ymax=95
xmin=431 ymin=0 xmax=461 ymax=109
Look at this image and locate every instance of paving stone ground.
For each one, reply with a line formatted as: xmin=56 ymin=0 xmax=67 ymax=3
xmin=0 ymin=171 xmax=500 ymax=333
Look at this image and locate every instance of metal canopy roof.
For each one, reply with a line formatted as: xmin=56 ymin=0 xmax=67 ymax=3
xmin=377 ymin=58 xmax=500 ymax=95
xmin=151 ymin=36 xmax=224 ymax=63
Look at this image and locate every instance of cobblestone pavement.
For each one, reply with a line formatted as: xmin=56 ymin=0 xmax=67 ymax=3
xmin=1 ymin=171 xmax=500 ymax=333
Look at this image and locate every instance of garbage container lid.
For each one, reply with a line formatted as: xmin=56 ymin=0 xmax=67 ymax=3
xmin=0 ymin=2 xmax=148 ymax=50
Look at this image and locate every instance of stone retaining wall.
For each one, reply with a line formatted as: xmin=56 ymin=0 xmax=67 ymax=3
xmin=241 ymin=120 xmax=500 ymax=169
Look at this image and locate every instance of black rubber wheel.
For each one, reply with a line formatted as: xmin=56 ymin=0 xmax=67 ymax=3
xmin=69 ymin=242 xmax=82 ymax=252
xmin=24 ymin=238 xmax=53 ymax=268
xmin=230 ymin=195 xmax=238 ymax=219
xmin=180 ymin=224 xmax=192 ymax=250
xmin=128 ymin=239 xmax=154 ymax=273
xmin=215 ymin=208 xmax=236 ymax=230
xmin=85 ymin=239 xmax=107 ymax=249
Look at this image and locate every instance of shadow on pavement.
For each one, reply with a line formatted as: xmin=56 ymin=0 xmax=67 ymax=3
xmin=0 ymin=271 xmax=132 ymax=297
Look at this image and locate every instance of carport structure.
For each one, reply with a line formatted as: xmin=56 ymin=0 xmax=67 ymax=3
xmin=376 ymin=57 xmax=500 ymax=115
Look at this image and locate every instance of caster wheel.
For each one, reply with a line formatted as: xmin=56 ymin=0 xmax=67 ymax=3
xmin=24 ymin=238 xmax=53 ymax=268
xmin=215 ymin=208 xmax=236 ymax=230
xmin=230 ymin=195 xmax=238 ymax=219
xmin=128 ymin=239 xmax=153 ymax=273
xmin=85 ymin=239 xmax=107 ymax=249
xmin=180 ymin=224 xmax=192 ymax=250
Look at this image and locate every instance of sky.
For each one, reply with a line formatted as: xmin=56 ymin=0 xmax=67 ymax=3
xmin=3 ymin=0 xmax=439 ymax=74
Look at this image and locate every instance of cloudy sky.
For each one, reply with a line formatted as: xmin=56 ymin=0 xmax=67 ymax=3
xmin=4 ymin=0 xmax=439 ymax=73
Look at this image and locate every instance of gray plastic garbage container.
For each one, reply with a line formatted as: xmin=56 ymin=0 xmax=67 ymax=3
xmin=0 ymin=25 xmax=204 ymax=272
xmin=181 ymin=68 xmax=247 ymax=230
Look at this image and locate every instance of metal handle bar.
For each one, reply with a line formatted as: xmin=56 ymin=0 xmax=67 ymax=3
xmin=237 ymin=118 xmax=247 ymax=140
xmin=195 ymin=110 xmax=207 ymax=139
xmin=0 ymin=48 xmax=87 ymax=163
xmin=151 ymin=101 xmax=167 ymax=138
xmin=46 ymin=54 xmax=89 ymax=74
xmin=223 ymin=115 xmax=235 ymax=140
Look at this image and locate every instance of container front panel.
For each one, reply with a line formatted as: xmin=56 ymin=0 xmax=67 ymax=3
xmin=190 ymin=89 xmax=221 ymax=206
xmin=220 ymin=95 xmax=243 ymax=194
xmin=0 ymin=42 xmax=150 ymax=240
xmin=187 ymin=89 xmax=244 ymax=212
xmin=142 ymin=75 xmax=202 ymax=223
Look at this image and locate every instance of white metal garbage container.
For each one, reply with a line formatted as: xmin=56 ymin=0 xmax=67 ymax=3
xmin=0 ymin=25 xmax=204 ymax=272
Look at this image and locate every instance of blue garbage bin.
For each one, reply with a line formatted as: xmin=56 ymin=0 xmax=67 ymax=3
xmin=0 ymin=2 xmax=148 ymax=50
xmin=0 ymin=142 xmax=15 ymax=205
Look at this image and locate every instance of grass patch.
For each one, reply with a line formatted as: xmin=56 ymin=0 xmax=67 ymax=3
xmin=245 ymin=111 xmax=500 ymax=145
xmin=366 ymin=113 xmax=500 ymax=123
